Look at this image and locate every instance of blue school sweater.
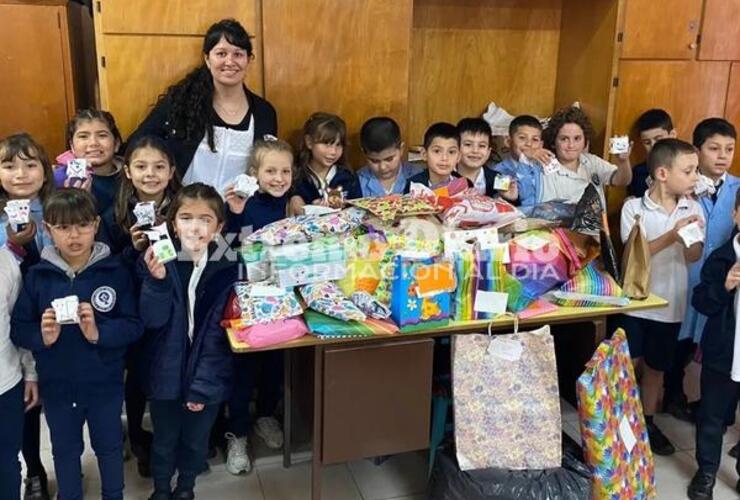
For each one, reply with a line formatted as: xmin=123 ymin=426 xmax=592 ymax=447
xmin=494 ymin=158 xmax=542 ymax=206
xmin=294 ymin=165 xmax=362 ymax=204
xmin=225 ymin=191 xmax=290 ymax=240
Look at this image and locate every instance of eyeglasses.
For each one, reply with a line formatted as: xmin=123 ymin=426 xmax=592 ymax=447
xmin=47 ymin=221 xmax=97 ymax=236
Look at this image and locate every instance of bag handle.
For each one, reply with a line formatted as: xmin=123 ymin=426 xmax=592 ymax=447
xmin=487 ymin=312 xmax=519 ymax=337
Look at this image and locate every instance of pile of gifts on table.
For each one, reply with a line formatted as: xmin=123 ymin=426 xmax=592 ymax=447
xmin=221 ymin=178 xmax=659 ymax=348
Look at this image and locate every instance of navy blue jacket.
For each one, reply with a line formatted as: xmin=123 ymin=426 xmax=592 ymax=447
xmin=225 ymin=191 xmax=290 ymax=242
xmin=137 ymin=245 xmax=238 ymax=404
xmin=627 ymin=162 xmax=649 ymax=198
xmin=11 ymin=244 xmax=143 ymax=403
xmin=692 ymin=233 xmax=738 ymax=375
xmin=294 ymin=165 xmax=362 ymax=204
xmin=402 ymin=170 xmax=474 ymax=194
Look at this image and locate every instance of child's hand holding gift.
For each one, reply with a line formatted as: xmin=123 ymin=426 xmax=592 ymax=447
xmin=78 ymin=302 xmax=99 ymax=344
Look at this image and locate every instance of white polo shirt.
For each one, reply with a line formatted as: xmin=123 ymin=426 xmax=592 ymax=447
xmin=621 ymin=192 xmax=704 ymax=323
xmin=540 ymin=153 xmax=617 ymax=206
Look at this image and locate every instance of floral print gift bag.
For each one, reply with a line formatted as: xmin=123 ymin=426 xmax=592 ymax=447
xmin=452 ymin=324 xmax=562 ymax=471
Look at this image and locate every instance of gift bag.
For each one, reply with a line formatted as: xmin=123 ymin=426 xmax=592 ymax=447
xmin=550 ymin=262 xmax=629 ymax=308
xmin=452 ymin=325 xmax=561 ymax=471
xmin=390 ymin=255 xmax=453 ymax=327
xmin=577 ymin=328 xmax=656 ymax=499
xmin=621 ymin=215 xmax=651 ymax=300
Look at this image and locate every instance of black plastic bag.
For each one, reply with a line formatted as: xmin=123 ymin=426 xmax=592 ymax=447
xmin=427 ymin=434 xmax=591 ymax=500
xmin=569 ymin=184 xmax=620 ymax=282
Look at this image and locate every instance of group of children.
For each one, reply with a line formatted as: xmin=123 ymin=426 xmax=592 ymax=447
xmin=0 ymin=100 xmax=738 ymax=500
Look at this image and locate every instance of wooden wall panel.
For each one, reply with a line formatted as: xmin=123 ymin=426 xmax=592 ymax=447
xmin=698 ymin=0 xmax=740 ymax=61
xmin=409 ymin=0 xmax=562 ymax=147
xmin=725 ymin=63 xmax=740 ymax=175
xmin=262 ymin=0 xmax=413 ymax=167
xmin=96 ymin=0 xmax=264 ymax=140
xmin=0 ymin=3 xmax=75 ymax=156
xmin=621 ymin=0 xmax=701 ymax=60
xmin=554 ymin=0 xmax=622 ymax=157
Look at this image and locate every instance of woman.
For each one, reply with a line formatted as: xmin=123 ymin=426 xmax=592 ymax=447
xmin=131 ymin=19 xmax=277 ymax=192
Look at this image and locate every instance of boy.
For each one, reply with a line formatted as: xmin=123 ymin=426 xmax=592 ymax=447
xmin=404 ymin=122 xmax=472 ymax=192
xmin=357 ymin=117 xmax=422 ymax=197
xmin=688 ymin=189 xmax=740 ymax=500
xmin=628 ymin=109 xmax=677 ymax=198
xmin=494 ymin=115 xmax=554 ymax=206
xmin=456 ymin=117 xmax=517 ymax=201
xmin=614 ymin=139 xmax=703 ymax=457
xmin=11 ymin=189 xmax=143 ymax=500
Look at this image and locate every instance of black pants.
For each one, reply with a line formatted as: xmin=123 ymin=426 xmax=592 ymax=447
xmin=0 ymin=381 xmax=24 ymax=500
xmin=695 ymin=366 xmax=740 ymax=476
xmin=150 ymin=400 xmax=219 ymax=493
xmin=227 ymin=351 xmax=283 ymax=437
xmin=22 ymin=404 xmax=44 ymax=477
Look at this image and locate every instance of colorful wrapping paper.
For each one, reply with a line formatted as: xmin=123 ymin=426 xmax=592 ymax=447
xmin=390 ymin=255 xmax=453 ymax=327
xmin=349 ymin=194 xmax=441 ymax=222
xmin=225 ymin=317 xmax=308 ymax=348
xmin=233 ymin=282 xmax=303 ymax=326
xmin=442 ymin=193 xmax=522 ymax=228
xmin=303 ymin=309 xmax=399 ymax=339
xmin=551 ymin=262 xmax=629 ymax=308
xmin=350 ymin=291 xmax=392 ymax=319
xmin=247 ymin=207 xmax=365 ymax=245
xmin=577 ymin=328 xmax=656 ymax=499
xmin=299 ymin=281 xmax=367 ymax=322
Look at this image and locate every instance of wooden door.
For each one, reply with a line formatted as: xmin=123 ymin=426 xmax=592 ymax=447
xmin=0 ymin=2 xmax=75 ymax=157
xmin=621 ymin=0 xmax=702 ymax=59
xmin=698 ymin=0 xmax=740 ymax=61
xmin=725 ymin=63 xmax=740 ymax=175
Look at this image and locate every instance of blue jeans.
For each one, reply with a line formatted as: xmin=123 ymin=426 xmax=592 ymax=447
xmin=228 ymin=351 xmax=283 ymax=437
xmin=44 ymin=392 xmax=124 ymax=500
xmin=149 ymin=400 xmax=219 ymax=493
xmin=0 ymin=381 xmax=24 ymax=500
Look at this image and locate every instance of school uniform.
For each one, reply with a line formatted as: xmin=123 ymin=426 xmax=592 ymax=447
xmin=494 ymin=158 xmax=542 ymax=206
xmin=53 ymin=159 xmax=123 ymax=215
xmin=11 ymin=243 xmax=143 ymax=500
xmin=0 ymin=198 xmax=53 ymax=274
xmin=540 ymin=153 xmax=618 ymax=208
xmin=628 ymin=162 xmax=650 ymax=198
xmin=356 ymin=162 xmax=423 ymax=197
xmin=469 ymin=166 xmax=504 ymax=198
xmin=681 ymin=173 xmax=740 ymax=344
xmin=0 ymin=248 xmax=36 ymax=500
xmin=224 ymin=191 xmax=290 ymax=242
xmin=137 ymin=244 xmax=238 ymax=494
xmin=294 ymin=165 xmax=362 ymax=204
xmin=402 ymin=169 xmax=474 ymax=194
xmin=691 ymin=233 xmax=740 ymax=477
xmin=611 ymin=193 xmax=704 ymax=371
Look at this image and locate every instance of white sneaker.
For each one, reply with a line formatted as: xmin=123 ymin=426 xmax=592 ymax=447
xmin=254 ymin=417 xmax=284 ymax=450
xmin=224 ymin=432 xmax=251 ymax=475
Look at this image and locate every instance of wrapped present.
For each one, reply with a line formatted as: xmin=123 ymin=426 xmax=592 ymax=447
xmin=231 ymin=281 xmax=303 ymax=326
xmin=350 ymin=291 xmax=391 ymax=319
xmin=299 ymin=281 xmax=366 ymax=322
xmin=247 ymin=207 xmax=365 ymax=245
xmin=238 ymin=242 xmax=270 ymax=282
xmin=577 ymin=329 xmax=656 ymax=499
xmin=267 ymin=236 xmax=346 ymax=287
xmin=303 ymin=309 xmax=399 ymax=339
xmin=337 ymin=258 xmax=382 ymax=295
xmin=442 ymin=193 xmax=523 ymax=228
xmin=390 ymin=254 xmax=454 ymax=327
xmin=226 ymin=317 xmax=308 ymax=348
xmin=550 ymin=262 xmax=629 ymax=308
xmin=350 ymin=194 xmax=441 ymax=222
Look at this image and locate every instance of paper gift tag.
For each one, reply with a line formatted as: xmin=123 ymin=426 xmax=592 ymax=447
xmin=474 ymin=290 xmax=508 ymax=315
xmin=694 ymin=174 xmax=716 ymax=197
xmin=619 ymin=415 xmax=637 ymax=453
xmin=133 ymin=201 xmax=157 ymax=227
xmin=66 ymin=159 xmax=90 ymax=180
xmin=250 ymin=284 xmax=287 ymax=297
xmin=4 ymin=199 xmax=30 ymax=225
xmin=52 ymin=295 xmax=80 ymax=324
xmin=144 ymin=222 xmax=178 ymax=263
xmin=414 ymin=262 xmax=456 ymax=297
xmin=233 ymin=174 xmax=259 ymax=198
xmin=609 ymin=135 xmax=630 ymax=155
xmin=493 ymin=175 xmax=512 ymax=191
xmin=677 ymin=221 xmax=704 ymax=248
xmin=514 ymin=233 xmax=550 ymax=251
xmin=303 ymin=205 xmax=339 ymax=216
xmin=487 ymin=336 xmax=523 ymax=361
xmin=542 ymin=158 xmax=561 ymax=175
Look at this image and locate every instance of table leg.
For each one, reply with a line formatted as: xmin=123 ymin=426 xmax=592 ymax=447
xmin=283 ymin=349 xmax=292 ymax=468
xmin=311 ymin=345 xmax=324 ymax=500
xmin=592 ymin=317 xmax=607 ymax=346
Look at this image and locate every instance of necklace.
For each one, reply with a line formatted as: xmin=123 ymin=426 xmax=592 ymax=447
xmin=214 ymin=101 xmax=246 ymax=117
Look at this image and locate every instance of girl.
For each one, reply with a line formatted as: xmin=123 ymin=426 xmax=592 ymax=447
xmin=221 ymin=137 xmax=293 ymax=475
xmin=139 ymin=183 xmax=238 ymax=500
xmin=0 ymin=245 xmax=38 ymax=500
xmin=99 ymin=135 xmax=182 ymax=478
xmin=11 ymin=188 xmax=143 ymax=500
xmin=540 ymin=106 xmax=632 ymax=207
xmin=0 ymin=133 xmax=55 ymax=500
xmin=289 ymin=112 xmax=361 ymax=215
xmin=131 ymin=19 xmax=277 ymax=193
xmin=55 ymin=109 xmax=124 ymax=214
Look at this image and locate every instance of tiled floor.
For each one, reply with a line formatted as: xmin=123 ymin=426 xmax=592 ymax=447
xmin=23 ymin=399 xmax=740 ymax=499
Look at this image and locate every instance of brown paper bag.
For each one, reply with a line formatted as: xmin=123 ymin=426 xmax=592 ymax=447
xmin=620 ymin=215 xmax=651 ymax=299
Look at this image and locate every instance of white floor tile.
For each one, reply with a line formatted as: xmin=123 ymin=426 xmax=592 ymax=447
xmin=257 ymin=462 xmax=361 ymax=500
xmin=347 ymin=451 xmax=427 ymax=500
xmin=670 ymin=448 xmax=740 ymax=500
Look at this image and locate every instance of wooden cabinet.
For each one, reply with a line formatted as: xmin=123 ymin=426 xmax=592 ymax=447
xmin=698 ymin=0 xmax=740 ymax=61
xmin=0 ymin=1 xmax=94 ymax=157
xmin=725 ymin=63 xmax=740 ymax=174
xmin=621 ymin=0 xmax=702 ymax=60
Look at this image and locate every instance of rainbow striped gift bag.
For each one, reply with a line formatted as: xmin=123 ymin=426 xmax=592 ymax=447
xmin=577 ymin=328 xmax=656 ymax=499
xmin=551 ymin=262 xmax=630 ymax=308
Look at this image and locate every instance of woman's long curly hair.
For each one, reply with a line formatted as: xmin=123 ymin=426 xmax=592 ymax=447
xmin=159 ymin=19 xmax=254 ymax=151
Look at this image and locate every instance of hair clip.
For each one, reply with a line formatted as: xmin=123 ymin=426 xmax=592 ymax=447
xmin=263 ymin=134 xmax=278 ymax=142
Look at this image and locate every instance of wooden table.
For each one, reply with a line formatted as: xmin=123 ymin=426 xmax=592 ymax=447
xmin=229 ymin=294 xmax=667 ymax=500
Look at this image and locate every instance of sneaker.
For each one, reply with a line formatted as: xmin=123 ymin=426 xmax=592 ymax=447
xmin=224 ymin=432 xmax=251 ymax=475
xmin=23 ymin=474 xmax=50 ymax=500
xmin=646 ymin=421 xmax=675 ymax=456
xmin=172 ymin=490 xmax=194 ymax=500
xmin=255 ymin=416 xmax=284 ymax=450
xmin=663 ymin=397 xmax=695 ymax=423
xmin=687 ymin=471 xmax=715 ymax=500
xmin=730 ymin=442 xmax=740 ymax=458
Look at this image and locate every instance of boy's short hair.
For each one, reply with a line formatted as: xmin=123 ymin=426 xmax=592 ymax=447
xmin=360 ymin=117 xmax=402 ymax=153
xmin=647 ymin=138 xmax=697 ymax=178
xmin=635 ymin=109 xmax=674 ymax=134
xmin=543 ymin=106 xmax=594 ymax=151
xmin=423 ymin=122 xmax=459 ymax=149
xmin=457 ymin=118 xmax=492 ymax=142
xmin=693 ymin=118 xmax=737 ymax=148
xmin=508 ymin=115 xmax=543 ymax=136
xmin=43 ymin=188 xmax=98 ymax=225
